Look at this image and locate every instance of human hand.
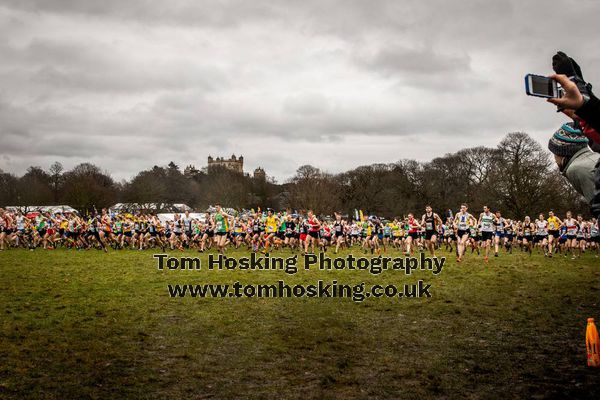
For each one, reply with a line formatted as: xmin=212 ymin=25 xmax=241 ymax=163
xmin=560 ymin=108 xmax=577 ymax=120
xmin=547 ymin=74 xmax=585 ymax=110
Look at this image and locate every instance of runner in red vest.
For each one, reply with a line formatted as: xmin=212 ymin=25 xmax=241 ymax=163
xmin=405 ymin=213 xmax=422 ymax=256
xmin=304 ymin=210 xmax=321 ymax=254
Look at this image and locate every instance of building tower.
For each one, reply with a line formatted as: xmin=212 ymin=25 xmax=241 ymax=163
xmin=207 ymin=154 xmax=244 ymax=173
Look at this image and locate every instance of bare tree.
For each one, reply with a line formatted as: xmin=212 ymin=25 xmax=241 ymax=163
xmin=0 ymin=170 xmax=18 ymax=206
xmin=49 ymin=162 xmax=64 ymax=203
xmin=61 ymin=163 xmax=117 ymax=213
xmin=285 ymin=165 xmax=341 ymax=214
xmin=17 ymin=166 xmax=53 ymax=206
xmin=491 ymin=132 xmax=554 ymax=217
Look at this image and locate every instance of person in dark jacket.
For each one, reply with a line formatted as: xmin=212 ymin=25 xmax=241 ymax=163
xmin=545 ymin=52 xmax=600 ymax=220
xmin=549 ymin=77 xmax=600 ymax=219
xmin=548 ymin=74 xmax=600 ymax=135
xmin=548 ymin=123 xmax=599 ymax=203
xmin=547 ymin=52 xmax=599 ymax=140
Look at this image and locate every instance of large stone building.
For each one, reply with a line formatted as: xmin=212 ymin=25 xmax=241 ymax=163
xmin=207 ymin=154 xmax=244 ymax=173
xmin=253 ymin=167 xmax=266 ymax=180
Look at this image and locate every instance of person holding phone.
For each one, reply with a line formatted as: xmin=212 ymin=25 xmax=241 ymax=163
xmin=547 ymin=123 xmax=599 ymax=203
xmin=527 ymin=52 xmax=600 ymax=222
xmin=546 ymin=52 xmax=599 ymax=134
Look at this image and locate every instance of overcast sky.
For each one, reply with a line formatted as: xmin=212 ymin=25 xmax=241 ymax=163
xmin=1 ymin=0 xmax=599 ymax=182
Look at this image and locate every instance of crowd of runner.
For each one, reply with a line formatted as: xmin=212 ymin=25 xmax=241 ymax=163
xmin=0 ymin=205 xmax=598 ymax=261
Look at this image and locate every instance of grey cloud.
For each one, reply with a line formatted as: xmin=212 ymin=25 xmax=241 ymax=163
xmin=283 ymin=93 xmax=331 ymax=116
xmin=1 ymin=0 xmax=600 ymax=182
xmin=3 ymin=0 xmax=284 ymax=28
xmin=30 ymin=63 xmax=227 ymax=93
xmin=356 ymin=46 xmax=471 ymax=77
xmin=0 ymin=39 xmax=230 ymax=94
xmin=3 ymin=0 xmax=404 ymax=32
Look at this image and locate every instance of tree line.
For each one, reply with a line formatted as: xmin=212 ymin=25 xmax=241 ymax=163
xmin=0 ymin=132 xmax=589 ymax=218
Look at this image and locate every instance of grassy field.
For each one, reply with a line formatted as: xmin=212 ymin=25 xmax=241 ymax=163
xmin=1 ymin=247 xmax=600 ymax=399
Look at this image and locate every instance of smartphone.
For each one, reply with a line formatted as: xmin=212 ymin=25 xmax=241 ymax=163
xmin=525 ymin=74 xmax=561 ymax=98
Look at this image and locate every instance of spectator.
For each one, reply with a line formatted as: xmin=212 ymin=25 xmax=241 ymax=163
xmin=548 ymin=123 xmax=599 ymax=203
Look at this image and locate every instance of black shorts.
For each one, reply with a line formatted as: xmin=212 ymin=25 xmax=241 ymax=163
xmin=566 ymin=234 xmax=577 ymax=240
xmin=205 ymin=230 xmax=214 ymax=238
xmin=534 ymin=235 xmax=547 ymax=243
xmin=548 ymin=230 xmax=559 ymax=238
xmin=215 ymin=231 xmax=227 ymax=236
xmin=408 ymin=232 xmax=419 ymax=240
xmin=424 ymin=230 xmax=436 ymax=240
xmin=481 ymin=231 xmax=494 ymax=241
xmin=457 ymin=229 xmax=469 ymax=238
xmin=88 ymin=231 xmax=101 ymax=240
xmin=308 ymin=231 xmax=320 ymax=239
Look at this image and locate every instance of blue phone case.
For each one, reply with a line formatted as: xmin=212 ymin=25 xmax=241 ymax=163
xmin=524 ymin=74 xmax=556 ymax=98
